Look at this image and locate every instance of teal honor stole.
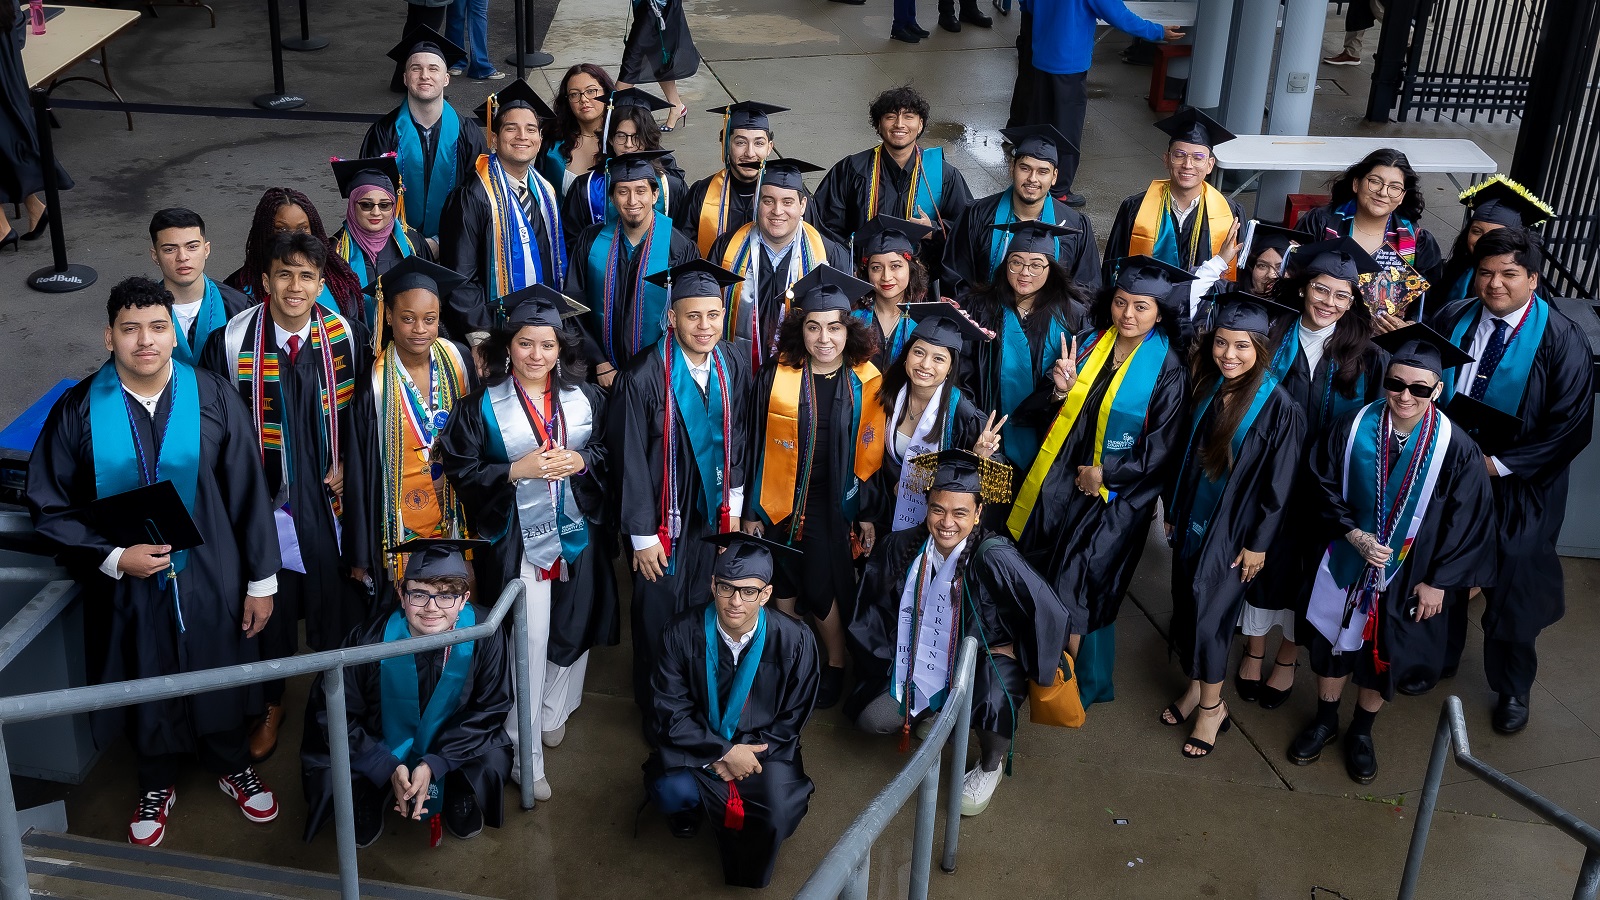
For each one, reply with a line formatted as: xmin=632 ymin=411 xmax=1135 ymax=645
xmin=379 ymin=604 xmax=476 ymax=816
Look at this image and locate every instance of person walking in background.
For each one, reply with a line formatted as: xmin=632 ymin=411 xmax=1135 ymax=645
xmin=617 ymin=0 xmax=701 ymax=132
xmin=445 ymin=0 xmax=503 ymax=82
xmin=388 ymin=0 xmax=452 ymax=92
xmin=1324 ymin=0 xmax=1383 ymax=67
xmin=0 ymin=0 xmax=69 ymax=251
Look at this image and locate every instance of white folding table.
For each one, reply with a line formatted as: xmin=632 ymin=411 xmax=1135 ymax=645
xmin=1212 ymin=135 xmax=1500 ymax=198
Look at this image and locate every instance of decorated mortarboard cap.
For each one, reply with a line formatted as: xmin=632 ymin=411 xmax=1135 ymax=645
xmin=389 ymin=537 xmax=492 ymax=581
xmin=1244 ymin=222 xmax=1314 ymax=258
xmin=644 ymin=259 xmax=744 ymax=303
xmin=1113 ymin=254 xmax=1196 ymax=298
xmin=1290 ymin=237 xmax=1383 ymax=282
xmin=1443 ymin=393 xmax=1522 ymax=456
xmin=789 ymin=264 xmax=874 ymax=314
xmin=1372 ymin=322 xmax=1473 ymax=376
xmin=380 ymin=256 xmax=466 ymax=302
xmin=502 ymin=283 xmax=589 ymax=330
xmin=610 ymin=86 xmax=672 ymax=113
xmin=605 ymin=150 xmax=671 ymax=184
xmin=480 ymin=78 xmax=556 ymax=127
xmin=902 ymin=300 xmax=995 ymax=350
xmin=856 ymin=214 xmax=934 ymax=261
xmin=330 ymin=155 xmax=401 ymax=199
xmin=1154 ymin=106 xmax=1236 ymax=149
xmin=999 ymin=123 xmax=1076 ymax=166
xmin=386 ymin=25 xmax=466 ymax=67
xmin=906 ymin=449 xmax=1014 ymax=505
xmin=704 ymin=531 xmax=801 ymax=584
xmin=708 ymin=100 xmax=789 ymax=133
xmin=1459 ymin=175 xmax=1555 ymax=229
xmin=992 ymin=220 xmax=1080 ymax=258
xmin=760 ymin=158 xmax=824 ymax=192
xmin=1212 ymin=289 xmax=1298 ymax=336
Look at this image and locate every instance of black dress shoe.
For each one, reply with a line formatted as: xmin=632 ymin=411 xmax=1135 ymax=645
xmin=1287 ymin=720 xmax=1340 ymax=765
xmin=1440 ymin=664 xmax=1459 ymax=679
xmin=959 ymin=7 xmax=993 ymax=26
xmin=939 ymin=14 xmax=961 ymax=31
xmin=668 ymin=809 xmax=702 ymax=838
xmin=1396 ymin=673 xmax=1438 ymax=696
xmin=1343 ymin=733 xmax=1378 ymax=784
xmin=353 ymin=789 xmax=385 ymax=849
xmin=890 ymin=24 xmax=922 ymax=42
xmin=909 ymin=21 xmax=930 ymax=36
xmin=1063 ymin=192 xmax=1087 ymax=208
xmin=816 ymin=665 xmax=847 ymax=709
xmin=1233 ymin=652 xmax=1263 ymax=702
xmin=444 ymin=788 xmax=483 ymax=840
xmin=1492 ymin=694 xmax=1530 ymax=735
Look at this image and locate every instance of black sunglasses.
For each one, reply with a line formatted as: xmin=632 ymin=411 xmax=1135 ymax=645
xmin=1383 ymin=376 xmax=1436 ymax=398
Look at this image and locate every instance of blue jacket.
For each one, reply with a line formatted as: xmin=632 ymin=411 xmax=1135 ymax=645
xmin=1031 ymin=0 xmax=1165 ymax=75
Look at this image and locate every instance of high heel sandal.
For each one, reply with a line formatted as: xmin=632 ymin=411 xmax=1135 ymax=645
xmin=1258 ymin=661 xmax=1300 ymax=710
xmin=20 ymin=209 xmax=50 ymax=241
xmin=0 ymin=231 xmax=17 ymax=252
xmin=1159 ymin=700 xmax=1189 ymax=727
xmin=1234 ymin=651 xmax=1264 ymax=702
xmin=1182 ymin=701 xmax=1231 ymax=759
xmin=661 ymin=104 xmax=689 ymax=132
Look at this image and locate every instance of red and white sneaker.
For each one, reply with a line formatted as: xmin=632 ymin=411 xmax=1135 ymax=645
xmin=218 ymin=767 xmax=279 ymax=823
xmin=128 ymin=786 xmax=176 ymax=846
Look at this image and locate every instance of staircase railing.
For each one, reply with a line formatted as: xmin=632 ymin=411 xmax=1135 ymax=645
xmin=795 ymin=636 xmax=977 ymax=900
xmin=1399 ymin=695 xmax=1600 ymax=900
xmin=0 ymin=578 xmax=535 ymax=900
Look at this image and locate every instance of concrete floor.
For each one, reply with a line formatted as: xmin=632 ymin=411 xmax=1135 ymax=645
xmin=6 ymin=0 xmax=1596 ymax=896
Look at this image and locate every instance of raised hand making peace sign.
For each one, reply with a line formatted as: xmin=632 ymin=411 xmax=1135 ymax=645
xmin=974 ymin=411 xmax=1008 ymax=459
xmin=1051 ymin=333 xmax=1079 ymax=395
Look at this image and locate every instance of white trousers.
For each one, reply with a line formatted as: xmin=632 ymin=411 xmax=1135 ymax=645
xmin=505 ymin=560 xmax=591 ymax=785
xmin=1239 ymin=601 xmax=1297 ymax=641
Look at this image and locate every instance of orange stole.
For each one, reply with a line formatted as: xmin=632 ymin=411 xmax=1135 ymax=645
xmin=696 ymin=170 xmax=730 ymax=258
xmin=1128 ymin=179 xmax=1238 ymax=280
xmin=758 ymin=361 xmax=885 ymax=524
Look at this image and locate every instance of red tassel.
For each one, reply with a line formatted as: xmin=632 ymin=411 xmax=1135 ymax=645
xmin=429 ymin=813 xmax=443 ymax=848
xmin=897 ymin=722 xmax=911 ymax=754
xmin=718 ymin=504 xmax=731 ymax=534
xmin=723 ymin=781 xmax=745 ymax=831
xmin=657 ymin=526 xmax=673 ymax=559
xmin=1362 ymin=600 xmax=1389 ymax=674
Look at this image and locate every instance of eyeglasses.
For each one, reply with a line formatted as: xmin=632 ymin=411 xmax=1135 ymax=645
xmin=565 ymin=86 xmax=605 ymax=102
xmin=1382 ymin=376 xmax=1436 ymax=398
xmin=611 ymin=130 xmax=642 ymax=147
xmin=1363 ymin=175 xmax=1407 ymax=196
xmin=1308 ymin=282 xmax=1356 ymax=308
xmin=1169 ymin=149 xmax=1211 ymax=164
xmin=1006 ymin=257 xmax=1049 ymax=275
xmin=356 ymin=200 xmax=395 ymax=212
xmin=712 ymin=581 xmax=766 ymax=602
xmin=402 ymin=589 xmax=465 ymax=609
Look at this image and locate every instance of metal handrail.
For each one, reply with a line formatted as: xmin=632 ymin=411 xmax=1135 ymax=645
xmin=1398 ymin=695 xmax=1600 ymax=900
xmin=796 ymin=637 xmax=978 ymax=900
xmin=0 ymin=578 xmax=536 ymax=900
xmin=0 ymin=579 xmax=77 ymax=673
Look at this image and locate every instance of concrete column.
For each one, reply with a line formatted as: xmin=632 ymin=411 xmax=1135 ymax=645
xmin=1221 ymin=0 xmax=1279 ymax=139
xmin=1257 ymin=0 xmax=1330 ymax=220
xmin=1186 ymin=0 xmax=1237 ymax=108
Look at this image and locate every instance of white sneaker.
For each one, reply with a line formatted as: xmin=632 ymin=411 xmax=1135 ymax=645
xmin=541 ymin=724 xmax=566 ymax=748
xmin=533 ymin=777 xmax=552 ymax=801
xmin=959 ymin=764 xmax=1001 ymax=817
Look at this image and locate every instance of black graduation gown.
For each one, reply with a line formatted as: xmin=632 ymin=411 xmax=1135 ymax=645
xmin=1298 ymin=206 xmax=1445 ymax=317
xmin=437 ymin=172 xmax=563 ymax=339
xmin=1166 ymin=385 xmax=1305 ymax=683
xmin=944 ymin=191 xmax=1102 ymax=291
xmin=1010 ymin=343 xmax=1188 ymax=634
xmin=559 ymin=164 xmax=689 ymax=257
xmin=300 ymin=606 xmax=515 ymax=841
xmin=671 ymin=173 xmax=830 ymax=252
xmin=1247 ymin=342 xmax=1387 ymax=613
xmin=1102 ymin=189 xmax=1245 ymax=286
xmin=358 ymin=104 xmax=490 ymax=236
xmin=26 ymin=368 xmax=281 ymax=757
xmin=198 ymin=316 xmax=377 ymax=653
xmin=171 ymin=282 xmax=253 ymax=364
xmin=845 ymin=525 xmax=1068 ymax=737
xmin=1307 ymin=409 xmax=1497 ymax=698
xmin=1427 ymin=298 xmax=1596 ymax=641
xmin=614 ymin=341 xmax=753 ymax=710
xmin=861 ymin=389 xmax=989 ymax=534
xmin=813 ymin=145 xmax=974 ymax=274
xmin=704 ymin=228 xmax=852 ymax=365
xmin=619 ymin=0 xmax=701 ymax=83
xmin=566 ymin=218 xmax=700 ymax=371
xmin=0 ymin=9 xmax=73 ymax=203
xmin=647 ymin=606 xmax=818 ymax=889
xmin=437 ymin=380 xmax=618 ymax=667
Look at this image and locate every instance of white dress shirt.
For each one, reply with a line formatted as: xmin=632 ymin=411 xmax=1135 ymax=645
xmin=717 ymin=622 xmax=758 ymax=664
xmin=274 ymin=320 xmax=313 ymax=353
xmin=171 ymin=298 xmax=203 ymax=339
xmin=1455 ymin=299 xmax=1532 ymax=478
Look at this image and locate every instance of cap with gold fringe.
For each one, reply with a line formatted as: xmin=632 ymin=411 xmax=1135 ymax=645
xmin=1458 ymin=174 xmax=1556 ymax=230
xmin=905 ymin=448 xmax=1013 ymax=505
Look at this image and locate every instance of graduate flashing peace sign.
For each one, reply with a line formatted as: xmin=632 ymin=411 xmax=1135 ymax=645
xmin=1050 ymin=333 xmax=1079 ymax=395
xmin=973 ymin=410 xmax=1008 ymax=459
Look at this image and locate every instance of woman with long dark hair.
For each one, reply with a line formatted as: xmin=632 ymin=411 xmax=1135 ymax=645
xmin=439 ymin=285 xmax=615 ymax=801
xmin=1007 ymin=257 xmax=1193 ymax=707
xmin=539 ymin=64 xmax=615 ymax=198
xmin=330 ymin=158 xmax=432 ymax=332
xmin=1162 ymin=292 xmax=1304 ymax=759
xmin=1238 ymin=239 xmax=1388 ymax=710
xmin=747 ymin=271 xmax=886 ymax=709
xmin=226 ymin=188 xmax=366 ymax=324
xmin=558 ymin=91 xmax=688 ymax=254
xmin=852 ymin=215 xmax=934 ymax=372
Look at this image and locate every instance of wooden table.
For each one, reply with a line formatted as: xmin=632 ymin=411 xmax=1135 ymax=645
xmin=1213 ymin=135 xmax=1500 ymax=197
xmin=21 ymin=5 xmax=141 ymax=130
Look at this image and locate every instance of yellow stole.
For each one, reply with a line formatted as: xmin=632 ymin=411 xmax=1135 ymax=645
xmin=1128 ymin=179 xmax=1238 ymax=280
xmin=696 ymin=170 xmax=730 ymax=257
xmin=717 ymin=221 xmax=831 ymax=330
xmin=759 ymin=361 xmax=886 ymax=525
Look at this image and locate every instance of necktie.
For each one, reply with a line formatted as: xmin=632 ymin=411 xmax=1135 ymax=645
xmin=515 ymin=183 xmax=535 ymax=223
xmin=286 ymin=334 xmax=302 ymax=365
xmin=1469 ymin=318 xmax=1510 ymax=401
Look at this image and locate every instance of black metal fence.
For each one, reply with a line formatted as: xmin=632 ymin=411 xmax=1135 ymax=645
xmin=1368 ymin=0 xmax=1548 ymax=123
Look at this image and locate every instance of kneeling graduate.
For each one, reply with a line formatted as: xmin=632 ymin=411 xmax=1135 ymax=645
xmin=847 ymin=449 xmax=1071 ymax=817
xmin=644 ymin=533 xmax=820 ymax=889
xmin=301 ymin=538 xmax=514 ymax=848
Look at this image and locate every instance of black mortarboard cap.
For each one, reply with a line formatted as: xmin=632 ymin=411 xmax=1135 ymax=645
xmin=605 ymin=150 xmax=671 ymax=184
xmin=389 ymin=537 xmax=492 ymax=581
xmin=1290 ymin=237 xmax=1383 ymax=283
xmin=1243 ymin=222 xmax=1314 ymax=260
xmin=1443 ymin=393 xmax=1522 ymax=456
xmin=386 ymin=25 xmax=466 ymax=67
xmin=87 ymin=481 xmax=204 ymax=554
xmin=708 ymin=101 xmax=789 ymax=133
xmin=381 ymin=256 xmax=466 ymax=302
xmin=482 ymin=78 xmax=556 ymax=128
xmin=502 ymin=283 xmax=589 ymax=330
xmin=1154 ymin=106 xmax=1236 ymax=149
xmin=991 ymin=220 xmax=1081 ymax=257
xmin=331 ymin=155 xmax=401 ymax=199
xmin=704 ymin=531 xmax=800 ymax=584
xmin=644 ymin=259 xmax=744 ymax=303
xmin=1212 ymin=290 xmax=1298 ymax=336
xmin=856 ymin=215 xmax=934 ymax=261
xmin=789 ymin=265 xmax=874 ymax=314
xmin=1372 ymin=322 xmax=1473 ymax=376
xmin=1113 ymin=254 xmax=1197 ymax=298
xmin=760 ymin=158 xmax=824 ymax=192
xmin=903 ymin=300 xmax=994 ymax=350
xmin=1460 ymin=176 xmax=1555 ymax=229
xmin=905 ymin=449 xmax=1014 ymax=504
xmin=611 ymin=86 xmax=672 ymax=113
xmin=999 ymin=123 xmax=1076 ymax=166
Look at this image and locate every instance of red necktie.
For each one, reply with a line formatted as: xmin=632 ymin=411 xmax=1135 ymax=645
xmin=286 ymin=334 xmax=302 ymax=364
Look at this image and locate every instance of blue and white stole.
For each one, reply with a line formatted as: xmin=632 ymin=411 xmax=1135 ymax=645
xmin=585 ymin=213 xmax=673 ymax=367
xmin=987 ymin=192 xmax=1060 ymax=280
xmin=892 ymin=536 xmax=961 ymax=715
xmin=171 ymin=277 xmax=229 ymax=365
xmin=380 ymin=604 xmax=476 ymax=765
xmin=1170 ymin=373 xmax=1279 ymax=559
xmin=395 ymin=102 xmax=461 ymax=239
xmin=479 ymin=153 xmax=566 ymax=315
xmin=1440 ymin=296 xmax=1549 ymax=415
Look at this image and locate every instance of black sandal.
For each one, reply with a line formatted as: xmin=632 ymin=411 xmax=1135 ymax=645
xmin=1234 ymin=652 xmax=1265 ymax=702
xmin=1159 ymin=701 xmax=1188 ymax=727
xmin=1182 ymin=701 xmax=1232 ymax=759
xmin=1259 ymin=661 xmax=1301 ymax=710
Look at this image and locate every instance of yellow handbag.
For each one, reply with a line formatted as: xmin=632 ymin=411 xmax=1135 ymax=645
xmin=1028 ymin=653 xmax=1086 ymax=728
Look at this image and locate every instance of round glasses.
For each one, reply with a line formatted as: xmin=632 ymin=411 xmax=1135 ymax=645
xmin=1006 ymin=257 xmax=1049 ymax=275
xmin=1308 ymin=281 xmax=1356 ymax=308
xmin=402 ymin=589 xmax=465 ymax=609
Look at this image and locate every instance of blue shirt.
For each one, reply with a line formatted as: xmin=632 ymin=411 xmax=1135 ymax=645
xmin=1031 ymin=0 xmax=1165 ymax=75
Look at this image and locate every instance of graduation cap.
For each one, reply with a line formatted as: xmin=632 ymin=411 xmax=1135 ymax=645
xmin=88 ymin=481 xmax=204 ymax=556
xmin=611 ymin=86 xmax=672 ymax=113
xmin=902 ymin=300 xmax=995 ymax=350
xmin=381 ymin=256 xmax=466 ymax=302
xmin=788 ymin=264 xmax=874 ymax=315
xmin=644 ymin=259 xmax=744 ymax=304
xmin=905 ymin=449 xmax=1014 ymax=505
xmin=605 ymin=150 xmax=672 ymax=185
xmin=1212 ymin=289 xmax=1298 ymax=336
xmin=1459 ymin=175 xmax=1556 ymax=229
xmin=1373 ymin=322 xmax=1474 ymax=376
xmin=759 ymin=158 xmax=824 ymax=193
xmin=704 ymin=531 xmax=800 ymax=585
xmin=1443 ymin=393 xmax=1522 ymax=457
xmin=386 ymin=25 xmax=466 ymax=67
xmin=1154 ymin=106 xmax=1236 ymax=150
xmin=388 ymin=537 xmax=492 ymax=582
xmin=999 ymin=123 xmax=1077 ymax=167
xmin=480 ymin=78 xmax=556 ymax=129
xmin=709 ymin=100 xmax=789 ymax=134
xmin=1242 ymin=222 xmax=1314 ymax=261
xmin=1113 ymin=254 xmax=1196 ymax=298
xmin=991 ymin=220 xmax=1081 ymax=257
xmin=502 ymin=283 xmax=589 ymax=330
xmin=856 ymin=215 xmax=934 ymax=261
xmin=1290 ymin=237 xmax=1382 ymax=283
xmin=330 ymin=155 xmax=400 ymax=199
